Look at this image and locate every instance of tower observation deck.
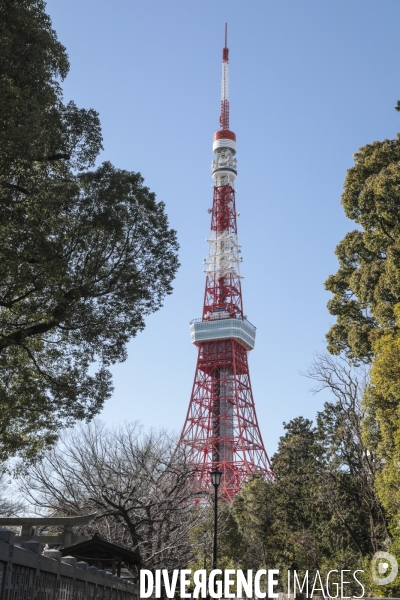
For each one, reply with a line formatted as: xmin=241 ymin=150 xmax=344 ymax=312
xmin=178 ymin=25 xmax=273 ymax=502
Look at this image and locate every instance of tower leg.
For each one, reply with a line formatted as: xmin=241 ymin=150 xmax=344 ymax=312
xmin=179 ymin=339 xmax=272 ymax=502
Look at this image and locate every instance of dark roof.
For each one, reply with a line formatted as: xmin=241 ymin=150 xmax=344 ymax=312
xmin=61 ymin=534 xmax=140 ymax=565
xmin=0 ymin=513 xmax=96 ymax=527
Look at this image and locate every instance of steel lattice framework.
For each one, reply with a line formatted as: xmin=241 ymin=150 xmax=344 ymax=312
xmin=178 ymin=25 xmax=273 ymax=502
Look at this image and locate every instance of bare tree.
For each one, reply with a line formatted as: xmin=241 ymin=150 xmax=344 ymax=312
xmin=0 ymin=471 xmax=25 ymax=517
xmin=18 ymin=421 xmax=200 ymax=572
xmin=305 ymin=353 xmax=388 ymax=554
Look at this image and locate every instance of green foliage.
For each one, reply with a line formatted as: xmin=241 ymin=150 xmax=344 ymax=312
xmin=265 ymin=416 xmax=341 ymax=575
xmin=201 ymin=381 xmax=387 ymax=594
xmin=362 ymin=304 xmax=400 ymax=545
xmin=325 ymin=134 xmax=400 ymax=361
xmin=232 ymin=475 xmax=274 ymax=568
xmin=325 ymin=114 xmax=400 ymax=594
xmin=0 ymin=0 xmax=100 ymax=175
xmin=188 ymin=502 xmax=241 ymax=578
xmin=0 ymin=1 xmax=179 ymax=461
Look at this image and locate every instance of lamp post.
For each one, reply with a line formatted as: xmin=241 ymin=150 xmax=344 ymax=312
xmin=210 ymin=467 xmax=222 ymax=570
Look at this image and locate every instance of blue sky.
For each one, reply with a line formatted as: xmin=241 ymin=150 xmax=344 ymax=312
xmin=45 ymin=0 xmax=400 ymax=456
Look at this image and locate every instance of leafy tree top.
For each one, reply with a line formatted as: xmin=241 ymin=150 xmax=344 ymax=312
xmin=325 ymin=132 xmax=400 ymax=361
xmin=0 ymin=0 xmax=179 ymax=461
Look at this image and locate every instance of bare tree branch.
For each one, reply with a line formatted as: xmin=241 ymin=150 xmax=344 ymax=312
xmin=18 ymin=421 xmax=202 ymax=573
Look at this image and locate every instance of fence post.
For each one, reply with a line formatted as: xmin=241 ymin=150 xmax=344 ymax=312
xmin=0 ymin=528 xmax=16 ymax=600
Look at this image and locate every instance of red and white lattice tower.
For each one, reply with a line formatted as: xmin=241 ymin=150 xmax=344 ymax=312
xmin=178 ymin=25 xmax=273 ymax=502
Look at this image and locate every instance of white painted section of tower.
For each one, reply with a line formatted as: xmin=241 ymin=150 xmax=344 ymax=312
xmin=211 ymin=149 xmax=237 ymax=182
xmin=203 ymin=229 xmax=242 ymax=280
xmin=206 ymin=147 xmax=240 ymax=280
xmin=212 ymin=137 xmax=236 ymax=154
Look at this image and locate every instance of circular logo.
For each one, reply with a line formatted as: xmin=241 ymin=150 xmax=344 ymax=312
xmin=372 ymin=551 xmax=398 ymax=585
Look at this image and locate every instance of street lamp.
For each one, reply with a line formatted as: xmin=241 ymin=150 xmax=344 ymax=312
xmin=210 ymin=467 xmax=222 ymax=570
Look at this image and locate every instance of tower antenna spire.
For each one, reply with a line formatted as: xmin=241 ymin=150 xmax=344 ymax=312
xmin=220 ymin=23 xmax=229 ymax=130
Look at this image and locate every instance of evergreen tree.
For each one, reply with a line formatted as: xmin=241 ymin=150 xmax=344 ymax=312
xmin=325 ymin=131 xmax=400 ymax=361
xmin=0 ymin=1 xmax=179 ymax=461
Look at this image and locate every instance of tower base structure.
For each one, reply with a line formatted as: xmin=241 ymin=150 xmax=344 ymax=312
xmin=180 ymin=336 xmax=273 ymax=502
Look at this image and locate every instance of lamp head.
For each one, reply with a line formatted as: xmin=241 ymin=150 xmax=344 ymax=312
xmin=210 ymin=467 xmax=223 ymax=488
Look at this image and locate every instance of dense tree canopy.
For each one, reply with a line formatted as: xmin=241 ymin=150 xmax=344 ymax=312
xmin=0 ymin=0 xmax=98 ymax=175
xmin=325 ymin=135 xmax=400 ymax=361
xmin=0 ymin=0 xmax=179 ymax=460
xmin=362 ymin=303 xmax=400 ymax=526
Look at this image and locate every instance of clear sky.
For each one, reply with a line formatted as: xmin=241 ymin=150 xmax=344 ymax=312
xmin=44 ymin=0 xmax=400 ymax=456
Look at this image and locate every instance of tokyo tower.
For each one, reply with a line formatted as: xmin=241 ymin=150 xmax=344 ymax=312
xmin=178 ymin=25 xmax=273 ymax=502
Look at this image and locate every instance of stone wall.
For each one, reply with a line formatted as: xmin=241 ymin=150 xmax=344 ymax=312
xmin=0 ymin=528 xmax=139 ymax=599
